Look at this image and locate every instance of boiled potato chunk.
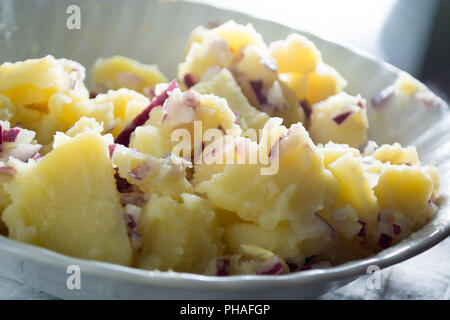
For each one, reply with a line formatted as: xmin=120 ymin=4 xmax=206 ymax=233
xmin=0 ymin=55 xmax=88 ymax=110
xmin=309 ymin=93 xmax=368 ymax=148
xmin=137 ymin=193 xmax=224 ymax=274
xmin=211 ymin=21 xmax=267 ymax=56
xmin=111 ymin=144 xmax=194 ymax=200
xmin=269 ymin=33 xmax=322 ymax=74
xmin=178 ymin=38 xmax=234 ymax=89
xmin=223 ymin=223 xmax=301 ymax=259
xmin=327 ymin=153 xmax=379 ymax=224
xmin=2 ymin=131 xmax=133 ymax=265
xmin=373 ymin=166 xmax=434 ymax=226
xmin=92 ymin=55 xmax=167 ymax=95
xmin=191 ymin=68 xmax=270 ymax=131
xmin=306 ymin=63 xmax=347 ymax=105
xmin=196 ymin=121 xmax=338 ymax=231
xmin=131 ymin=89 xmax=240 ymax=158
xmin=372 ymin=143 xmax=419 ymax=166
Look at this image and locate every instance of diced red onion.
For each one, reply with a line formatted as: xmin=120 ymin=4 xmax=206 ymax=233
xmin=249 ymin=80 xmax=267 ymax=105
xmin=89 ymin=91 xmax=99 ymax=99
xmin=357 ymin=101 xmax=365 ymax=109
xmin=120 ymin=192 xmax=148 ymax=207
xmin=31 ymin=153 xmax=43 ymax=160
xmin=114 ymin=79 xmax=178 ymax=146
xmin=256 ymin=256 xmax=284 ymax=275
xmin=299 ymin=99 xmax=311 ymax=120
xmin=358 ymin=220 xmax=367 ymax=238
xmin=234 ymin=111 xmax=240 ymax=124
xmin=377 ymin=233 xmax=393 ymax=249
xmin=114 ymin=168 xmax=133 ymax=193
xmin=0 ymin=144 xmax=42 ymax=163
xmin=377 ymin=210 xmax=393 ymax=222
xmin=216 ymin=258 xmax=230 ymax=276
xmin=314 ymin=212 xmax=337 ymax=241
xmin=129 ymin=161 xmax=152 ymax=180
xmin=285 ymin=260 xmax=299 ymax=273
xmin=333 ymin=111 xmax=353 ymax=125
xmin=372 ymin=85 xmax=394 ymax=109
xmin=3 ymin=128 xmax=20 ymax=143
xmin=0 ymin=124 xmax=3 ymax=153
xmin=128 ymin=230 xmax=143 ymax=252
xmin=183 ymin=73 xmax=197 ymax=88
xmin=0 ymin=166 xmax=16 ymax=177
xmin=108 ymin=144 xmax=117 ymax=158
xmin=142 ymin=86 xmax=155 ymax=99
xmin=125 ymin=213 xmax=137 ymax=230
xmin=268 ymin=137 xmax=282 ymax=163
xmin=392 ymin=224 xmax=401 ymax=235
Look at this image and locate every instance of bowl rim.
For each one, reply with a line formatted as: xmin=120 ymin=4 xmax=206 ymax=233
xmin=0 ymin=0 xmax=449 ymax=294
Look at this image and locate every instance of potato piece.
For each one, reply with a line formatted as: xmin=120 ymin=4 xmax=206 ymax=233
xmin=319 ymin=142 xmax=361 ymax=167
xmin=223 ymin=223 xmax=301 ymax=259
xmin=327 ymin=153 xmax=379 ymax=224
xmin=2 ymin=131 xmax=133 ymax=266
xmin=92 ymin=56 xmax=167 ymax=95
xmin=196 ymin=121 xmax=338 ymax=231
xmin=178 ymin=39 xmax=233 ymax=89
xmin=280 ymin=72 xmax=309 ymax=101
xmin=137 ymin=193 xmax=223 ymax=274
xmin=309 ymin=93 xmax=368 ymax=148
xmin=0 ymin=56 xmax=88 ymax=110
xmin=373 ymin=166 xmax=434 ymax=226
xmin=130 ymin=89 xmax=240 ymax=158
xmin=211 ymin=21 xmax=267 ymax=57
xmin=306 ymin=63 xmax=347 ymax=105
xmin=111 ymin=144 xmax=194 ymax=200
xmin=269 ymin=33 xmax=321 ymax=74
xmin=0 ymin=95 xmax=17 ymax=121
xmin=372 ymin=143 xmax=419 ymax=166
xmin=192 ymin=68 xmax=270 ymax=131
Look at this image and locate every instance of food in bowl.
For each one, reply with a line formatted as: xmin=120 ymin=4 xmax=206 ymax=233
xmin=0 ymin=21 xmax=441 ymax=275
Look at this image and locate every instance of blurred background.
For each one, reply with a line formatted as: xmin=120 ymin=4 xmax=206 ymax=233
xmin=194 ymin=0 xmax=450 ymax=101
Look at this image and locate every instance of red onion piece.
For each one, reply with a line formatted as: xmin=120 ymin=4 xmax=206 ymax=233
xmin=234 ymin=111 xmax=240 ymax=124
xmin=299 ymin=99 xmax=311 ymax=120
xmin=216 ymin=258 xmax=230 ymax=276
xmin=114 ymin=79 xmax=178 ymax=146
xmin=314 ymin=213 xmax=337 ymax=241
xmin=357 ymin=101 xmax=365 ymax=109
xmin=2 ymin=128 xmax=20 ymax=143
xmin=333 ymin=111 xmax=353 ymax=125
xmin=392 ymin=224 xmax=401 ymax=235
xmin=358 ymin=220 xmax=367 ymax=238
xmin=372 ymin=85 xmax=394 ymax=109
xmin=249 ymin=80 xmax=267 ymax=105
xmin=377 ymin=233 xmax=393 ymax=249
xmin=0 ymin=144 xmax=42 ymax=163
xmin=256 ymin=256 xmax=284 ymax=275
xmin=0 ymin=166 xmax=16 ymax=177
xmin=114 ymin=168 xmax=133 ymax=193
xmin=128 ymin=230 xmax=143 ymax=252
xmin=120 ymin=192 xmax=148 ymax=207
xmin=0 ymin=124 xmax=3 ymax=153
xmin=129 ymin=161 xmax=152 ymax=180
xmin=285 ymin=260 xmax=299 ymax=273
xmin=108 ymin=144 xmax=117 ymax=158
xmin=183 ymin=73 xmax=197 ymax=88
xmin=142 ymin=86 xmax=155 ymax=99
xmin=125 ymin=213 xmax=137 ymax=229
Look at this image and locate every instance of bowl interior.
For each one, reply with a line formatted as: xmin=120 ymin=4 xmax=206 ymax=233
xmin=0 ymin=0 xmax=449 ymax=297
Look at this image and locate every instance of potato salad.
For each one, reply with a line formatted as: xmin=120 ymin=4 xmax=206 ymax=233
xmin=0 ymin=21 xmax=441 ymax=275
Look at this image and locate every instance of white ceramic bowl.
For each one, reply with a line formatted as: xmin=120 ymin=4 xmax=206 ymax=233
xmin=0 ymin=0 xmax=449 ymax=299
